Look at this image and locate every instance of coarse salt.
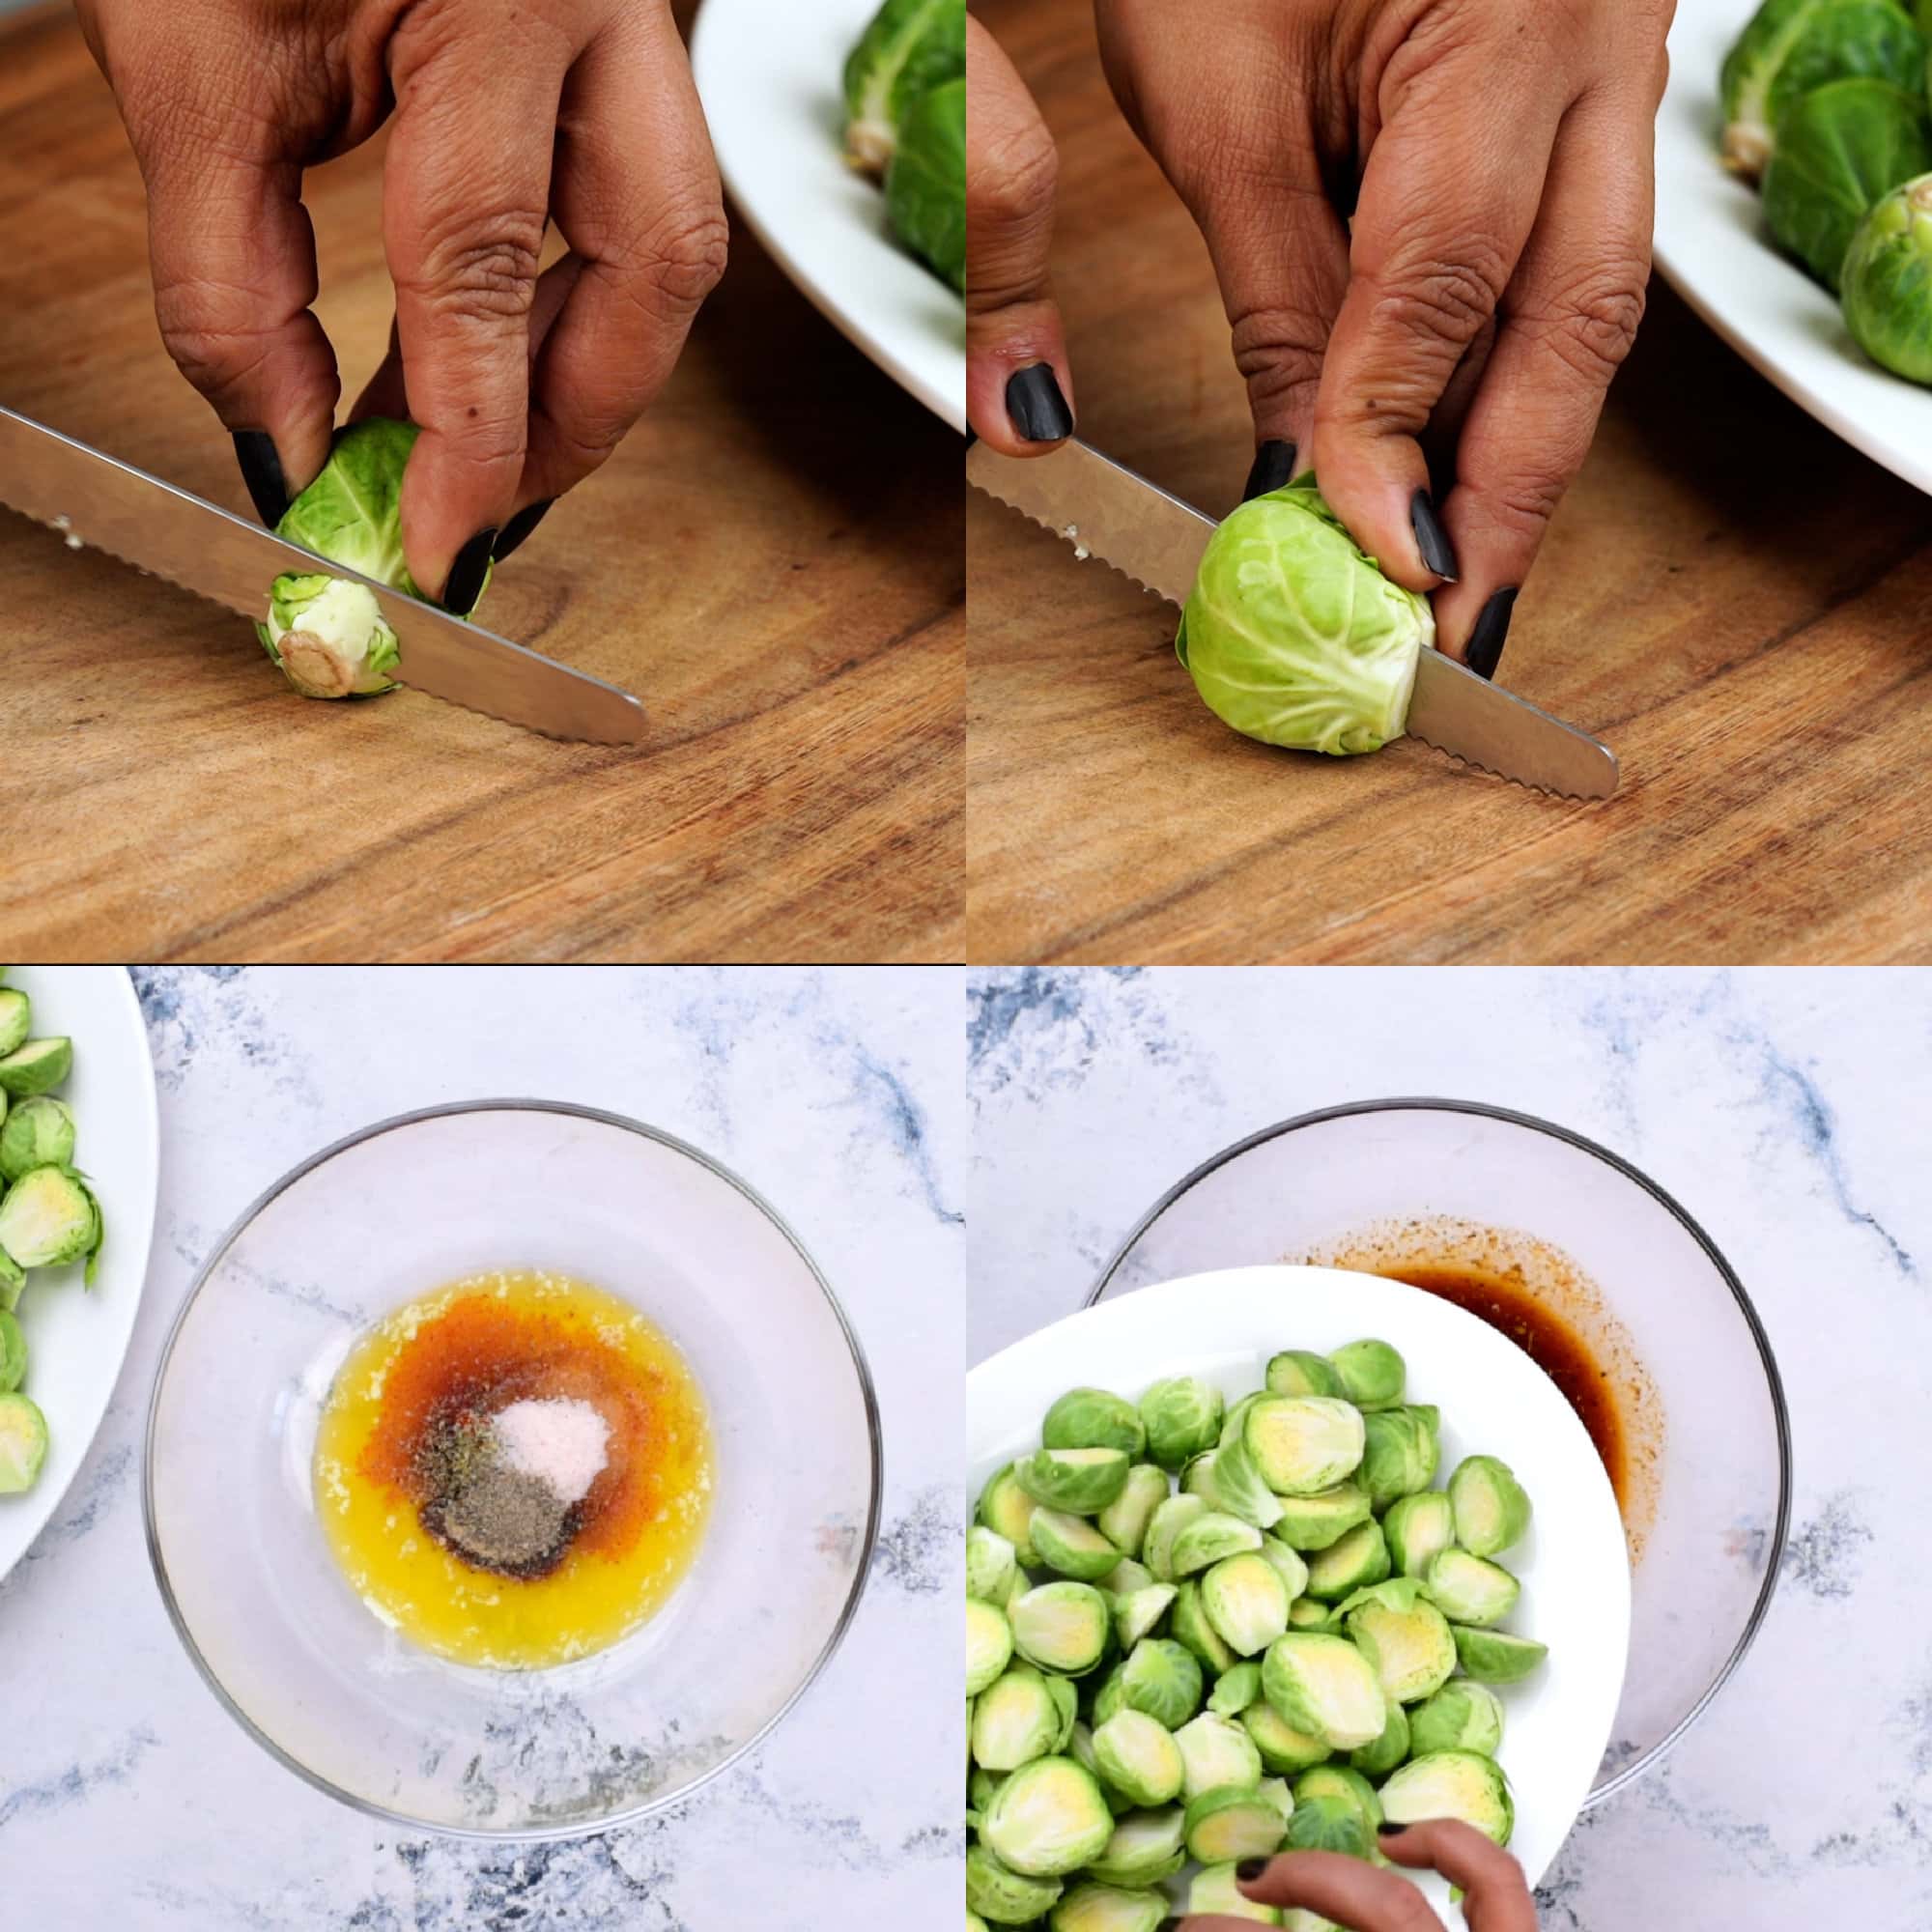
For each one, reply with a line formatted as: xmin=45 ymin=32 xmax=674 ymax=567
xmin=492 ymin=1397 xmax=611 ymax=1505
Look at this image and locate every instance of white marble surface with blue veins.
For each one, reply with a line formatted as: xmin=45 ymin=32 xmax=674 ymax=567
xmin=2 ymin=967 xmax=964 ymax=1931
xmin=968 ymin=965 xmax=1932 ymax=1930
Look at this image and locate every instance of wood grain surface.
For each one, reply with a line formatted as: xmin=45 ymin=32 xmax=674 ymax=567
xmin=0 ymin=5 xmax=962 ymax=963
xmin=966 ymin=0 xmax=1932 ymax=964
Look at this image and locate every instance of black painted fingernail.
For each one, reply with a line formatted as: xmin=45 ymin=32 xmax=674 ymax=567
xmin=442 ymin=526 xmax=497 ymax=615
xmin=1464 ymin=585 xmax=1518 ymax=681
xmin=1006 ymin=362 xmax=1073 ymax=442
xmin=232 ymin=430 xmax=289 ymax=527
xmin=1241 ymin=439 xmax=1296 ymax=502
xmin=1409 ymin=487 xmax=1459 ymax=582
xmin=1378 ymin=1821 xmax=1410 ymax=1838
xmin=1235 ymin=1857 xmax=1270 ymax=1881
xmin=493 ymin=498 xmax=554 ymax=564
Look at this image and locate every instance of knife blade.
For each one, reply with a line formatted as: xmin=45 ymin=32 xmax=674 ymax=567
xmin=0 ymin=405 xmax=648 ymax=745
xmin=967 ymin=437 xmax=1618 ymax=800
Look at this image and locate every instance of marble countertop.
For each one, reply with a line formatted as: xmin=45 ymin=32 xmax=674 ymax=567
xmin=3 ymin=967 xmax=963 ymax=1930
xmin=968 ymin=966 xmax=1932 ymax=1929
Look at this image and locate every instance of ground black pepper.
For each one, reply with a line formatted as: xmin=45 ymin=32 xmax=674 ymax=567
xmin=412 ymin=1407 xmax=581 ymax=1579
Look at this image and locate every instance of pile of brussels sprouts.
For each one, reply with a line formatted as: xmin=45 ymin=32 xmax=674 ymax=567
xmin=842 ymin=0 xmax=965 ymax=292
xmin=1721 ymin=0 xmax=1932 ymax=384
xmin=966 ymin=1340 xmax=1546 ymax=1931
xmin=0 ymin=977 xmax=102 ymax=1497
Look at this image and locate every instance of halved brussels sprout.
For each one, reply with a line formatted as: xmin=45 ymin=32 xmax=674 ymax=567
xmin=1047 ymin=1881 xmax=1169 ymax=1932
xmin=973 ymin=1664 xmax=1065 ymax=1771
xmin=1185 ymin=1783 xmax=1290 ymax=1864
xmin=1170 ymin=1578 xmax=1237 ymax=1676
xmin=1843 ymin=171 xmax=1932 ymax=380
xmin=1451 ymin=1625 xmax=1549 ymax=1685
xmin=1171 ymin=1510 xmax=1264 ymax=1577
xmin=1189 ymin=1861 xmax=1283 ymax=1924
xmin=1356 ymin=1406 xmax=1440 ymax=1509
xmin=1327 ymin=1339 xmax=1406 ymax=1410
xmin=970 ymin=1765 xmax=1007 ymax=1813
xmin=1292 ymin=1764 xmax=1383 ymax=1841
xmin=1142 ymin=1492 xmax=1208 ymax=1580
xmin=1034 ymin=1508 xmax=1125 ymax=1582
xmin=980 ymin=1463 xmax=1041 ymax=1567
xmin=1240 ymin=1698 xmax=1334 ymax=1776
xmin=1092 ymin=1708 xmax=1185 ymax=1806
xmin=842 ymin=0 xmax=966 ymax=175
xmin=1264 ymin=1349 xmax=1343 ymax=1399
xmin=1010 ymin=1582 xmax=1113 ymax=1675
xmin=1243 ymin=1397 xmax=1366 ymax=1497
xmin=1209 ymin=1660 xmax=1263 ymax=1718
xmin=1201 ymin=1550 xmax=1292 ymax=1657
xmin=1302 ymin=1518 xmax=1390 ymax=1603
xmin=1424 ymin=1547 xmax=1520 ymax=1628
xmin=1271 ymin=1483 xmax=1374 ymax=1552
xmin=1044 ymin=1672 xmax=1079 ymax=1750
xmin=966 ymin=1841 xmax=1065 ymax=1925
xmin=1209 ymin=1432 xmax=1288 ymax=1530
xmin=1097 ymin=1463 xmax=1172 ymax=1557
xmin=1261 ymin=1633 xmax=1387 ymax=1751
xmin=1338 ymin=1578 xmax=1457 ymax=1704
xmin=1100 ymin=1556 xmax=1156 ymax=1600
xmin=0 ymin=1248 xmax=21 ymax=1315
xmin=981 ymin=1755 xmax=1116 ymax=1877
xmin=1084 ymin=1804 xmax=1187 ymax=1888
xmin=1141 ymin=1376 xmax=1226 ymax=1470
xmin=968 ymin=1598 xmax=1015 ymax=1695
xmin=1172 ymin=1711 xmax=1264 ymax=1800
xmin=1044 ymin=1387 xmax=1149 ymax=1459
xmin=1348 ymin=1696 xmax=1410 ymax=1777
xmin=1119 ymin=1635 xmax=1205 ymax=1730
xmin=0 ymin=991 xmax=28 ymax=1063
xmin=0 ymin=1037 xmax=71 ymax=1098
xmin=1378 ymin=1748 xmax=1515 ymax=1846
xmin=1286 ymin=1597 xmax=1341 ymax=1634
xmin=1113 ymin=1583 xmax=1178 ymax=1651
xmin=0 ymin=1391 xmax=47 ymax=1492
xmin=0 ymin=1308 xmax=25 ymax=1395
xmin=1254 ymin=1534 xmax=1311 ymax=1601
xmin=1283 ymin=1791 xmax=1370 ymax=1860
xmin=1181 ymin=1450 xmax=1228 ymax=1508
xmin=1406 ymin=1680 xmax=1506 ymax=1758
xmin=0 ymin=1165 xmax=102 ymax=1282
xmin=968 ymin=1524 xmax=1018 ymax=1605
xmin=1382 ymin=1491 xmax=1457 ymax=1577
xmin=1067 ymin=1720 xmax=1127 ymax=1815
xmin=1018 ymin=1447 xmax=1132 ymax=1515
xmin=1448 ymin=1455 xmax=1533 ymax=1558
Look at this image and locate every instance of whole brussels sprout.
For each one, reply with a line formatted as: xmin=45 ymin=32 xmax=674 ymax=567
xmin=1264 ymin=1350 xmax=1343 ymax=1400
xmin=1327 ymin=1339 xmax=1406 ymax=1410
xmin=1044 ymin=1388 xmax=1149 ymax=1459
xmin=1139 ymin=1376 xmax=1225 ymax=1469
xmin=1842 ymin=172 xmax=1932 ymax=379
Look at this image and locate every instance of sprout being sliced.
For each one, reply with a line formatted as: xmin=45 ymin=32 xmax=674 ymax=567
xmin=1113 ymin=1583 xmax=1178 ymax=1651
xmin=1327 ymin=1339 xmax=1406 ymax=1410
xmin=1172 ymin=1712 xmax=1264 ymax=1801
xmin=1260 ymin=1633 xmax=1387 ymax=1751
xmin=1348 ymin=1696 xmax=1410 ymax=1777
xmin=980 ymin=1464 xmax=1041 ymax=1567
xmin=1243 ymin=1398 xmax=1365 ymax=1497
xmin=1240 ymin=1698 xmax=1333 ymax=1775
xmin=1143 ymin=1492 xmax=1208 ymax=1580
xmin=1208 ymin=1660 xmax=1263 ymax=1719
xmin=260 ymin=574 xmax=402 ymax=698
xmin=1044 ymin=1387 xmax=1149 ymax=1459
xmin=1208 ymin=1432 xmax=1287 ymax=1530
xmin=1010 ymin=1581 xmax=1112 ymax=1675
xmin=1382 ymin=1492 xmax=1457 ymax=1578
xmin=1201 ymin=1551 xmax=1292 ymax=1658
xmin=1843 ymin=171 xmax=1932 ymax=381
xmin=1118 ymin=1635 xmax=1204 ymax=1730
xmin=1092 ymin=1708 xmax=1184 ymax=1806
xmin=1084 ymin=1804 xmax=1187 ymax=1888
xmin=1264 ymin=1349 xmax=1343 ymax=1400
xmin=0 ymin=1308 xmax=25 ymax=1394
xmin=1190 ymin=1861 xmax=1283 ymax=1924
xmin=972 ymin=1665 xmax=1064 ymax=1771
xmin=1271 ymin=1483 xmax=1374 ymax=1552
xmin=968 ymin=1524 xmax=1019 ymax=1605
xmin=1171 ymin=1510 xmax=1264 ymax=1577
xmin=1184 ymin=1784 xmax=1290 ymax=1864
xmin=1017 ymin=1446 xmax=1132 ymax=1515
xmin=842 ymin=0 xmax=966 ymax=175
xmin=1379 ymin=1749 xmax=1515 ymax=1846
xmin=1424 ymin=1548 xmax=1521 ymax=1628
xmin=1451 ymin=1626 xmax=1549 ymax=1686
xmin=1047 ymin=1881 xmax=1169 ymax=1932
xmin=981 ymin=1755 xmax=1116 ymax=1877
xmin=1098 ymin=1463 xmax=1172 ymax=1558
xmin=0 ymin=1037 xmax=72 ymax=1098
xmin=0 ymin=1096 xmax=75 ymax=1184
xmin=1406 ymin=1680 xmax=1506 ymax=1758
xmin=1170 ymin=1579 xmax=1236 ymax=1676
xmin=968 ymin=1598 xmax=1014 ymax=1696
xmin=0 ymin=1391 xmax=47 ymax=1492
xmin=0 ymin=1165 xmax=103 ymax=1282
xmin=1356 ymin=1406 xmax=1440 ymax=1509
xmin=1286 ymin=1597 xmax=1341 ymax=1634
xmin=1139 ymin=1376 xmax=1225 ymax=1470
xmin=1302 ymin=1519 xmax=1389 ymax=1604
xmin=0 ymin=989 xmax=28 ymax=1059
xmin=966 ymin=1842 xmax=1065 ymax=1925
xmin=1338 ymin=1578 xmax=1457 ymax=1705
xmin=1448 ymin=1455 xmax=1533 ymax=1558
xmin=1033 ymin=1508 xmax=1125 ymax=1582
xmin=1100 ymin=1556 xmax=1155 ymax=1600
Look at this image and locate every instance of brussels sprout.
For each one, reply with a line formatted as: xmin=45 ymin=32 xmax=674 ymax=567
xmin=1177 ymin=479 xmax=1432 ymax=755
xmin=980 ymin=1463 xmax=1040 ymax=1567
xmin=1048 ymin=1882 xmax=1169 ymax=1932
xmin=1018 ymin=1447 xmax=1132 ymax=1515
xmin=1719 ymin=0 xmax=1927 ymax=180
xmin=1240 ymin=1697 xmax=1333 ymax=1776
xmin=969 ymin=1913 xmax=988 ymax=1932
xmin=1338 ymin=1578 xmax=1458 ymax=1705
xmin=1189 ymin=1861 xmax=1283 ymax=1924
xmin=1327 ymin=1339 xmax=1406 ymax=1410
xmin=1093 ymin=1709 xmax=1185 ymax=1806
xmin=1097 ymin=1463 xmax=1171 ymax=1557
xmin=1255 ymin=1534 xmax=1311 ymax=1602
xmin=1448 ymin=1455 xmax=1533 ymax=1558
xmin=1242 ymin=1397 xmax=1366 ymax=1497
xmin=973 ymin=1665 xmax=1065 ymax=1770
xmin=0 ymin=1390 xmax=47 ymax=1492
xmin=1090 ymin=1662 xmax=1127 ymax=1726
xmin=969 ymin=1598 xmax=1015 ymax=1695
xmin=1286 ymin=1597 xmax=1342 ymax=1634
xmin=1293 ymin=1764 xmax=1383 ymax=1837
xmin=1382 ymin=1492 xmax=1458 ymax=1578
xmin=1261 ymin=1633 xmax=1387 ymax=1751
xmin=1044 ymin=1671 xmax=1079 ymax=1750
xmin=1067 ymin=1720 xmax=1127 ymax=1814
xmin=1208 ymin=1433 xmax=1288 ymax=1531
xmin=1011 ymin=1582 xmax=1113 ymax=1675
xmin=886 ymin=76 xmax=966 ymax=291
xmin=0 ymin=1308 xmax=25 ymax=1395
xmin=1302 ymin=1519 xmax=1390 ymax=1603
xmin=1085 ymin=1804 xmax=1187 ymax=1888
xmin=1209 ymin=1659 xmax=1264 ymax=1718
xmin=1842 ymin=172 xmax=1932 ymax=379
xmin=1271 ymin=1483 xmax=1374 ymax=1552
xmin=1424 ymin=1548 xmax=1521 ymax=1628
xmin=1185 ymin=1784 xmax=1290 ymax=1864
xmin=0 ymin=1247 xmax=22 ymax=1315
xmin=981 ymin=1755 xmax=1116 ymax=1877
xmin=1140 ymin=1376 xmax=1225 ymax=1469
xmin=1114 ymin=1583 xmax=1178 ymax=1651
xmin=1762 ymin=78 xmax=1932 ymax=290
xmin=1201 ymin=1551 xmax=1292 ymax=1657
xmin=842 ymin=0 xmax=966 ymax=175
xmin=966 ymin=1842 xmax=1065 ymax=1925
xmin=970 ymin=1765 xmax=1008 ymax=1813
xmin=1181 ymin=1450 xmax=1228 ymax=1507
xmin=1101 ymin=1557 xmax=1157 ymax=1603
xmin=1172 ymin=1712 xmax=1264 ymax=1800
xmin=1406 ymin=1680 xmax=1506 ymax=1759
xmin=1283 ymin=1792 xmax=1371 ymax=1860
xmin=968 ymin=1524 xmax=1019 ymax=1605
xmin=1170 ymin=1578 xmax=1237 ymax=1676
xmin=1348 ymin=1697 xmax=1410 ymax=1777
xmin=1378 ymin=1749 xmax=1516 ymax=1846
xmin=0 ymin=1096 xmax=75 ymax=1188
xmin=260 ymin=574 xmax=402 ymax=699
xmin=1451 ymin=1626 xmax=1549 ymax=1685
xmin=0 ymin=989 xmax=28 ymax=1059
xmin=1356 ymin=1406 xmax=1440 ymax=1510
xmin=1171 ymin=1510 xmax=1264 ymax=1577
xmin=0 ymin=1166 xmax=102 ymax=1283
xmin=1119 ymin=1636 xmax=1204 ymax=1730
xmin=0 ymin=1037 xmax=71 ymax=1098
xmin=1045 ymin=1388 xmax=1149 ymax=1459
xmin=1033 ymin=1508 xmax=1125 ymax=1582
xmin=1264 ymin=1350 xmax=1343 ymax=1399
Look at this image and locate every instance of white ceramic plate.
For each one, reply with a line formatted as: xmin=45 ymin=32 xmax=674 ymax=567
xmin=969 ymin=1265 xmax=1632 ymax=1924
xmin=691 ymin=0 xmax=965 ymax=432
xmin=0 ymin=966 xmax=158 ymax=1583
xmin=1655 ymin=0 xmax=1932 ymax=496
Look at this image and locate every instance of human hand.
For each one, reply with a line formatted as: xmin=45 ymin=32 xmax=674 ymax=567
xmin=73 ymin=0 xmax=726 ymax=607
xmin=965 ymin=12 xmax=1075 ymax=453
xmin=1094 ymin=0 xmax=1672 ymax=671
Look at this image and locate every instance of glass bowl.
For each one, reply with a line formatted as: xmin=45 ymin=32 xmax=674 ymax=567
xmin=145 ymin=1101 xmax=880 ymax=1838
xmin=1092 ymin=1097 xmax=1790 ymax=1804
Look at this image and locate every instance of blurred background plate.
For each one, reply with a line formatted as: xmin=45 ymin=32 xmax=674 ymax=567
xmin=970 ymin=1264 xmax=1632 ymax=1923
xmin=1655 ymin=0 xmax=1932 ymax=496
xmin=0 ymin=966 xmax=159 ymax=1586
xmin=692 ymin=0 xmax=966 ymax=431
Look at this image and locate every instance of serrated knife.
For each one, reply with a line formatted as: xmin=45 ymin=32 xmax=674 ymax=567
xmin=0 ymin=404 xmax=647 ymax=744
xmin=968 ymin=437 xmax=1617 ymax=799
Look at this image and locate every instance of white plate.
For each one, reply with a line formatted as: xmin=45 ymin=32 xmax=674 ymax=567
xmin=1655 ymin=0 xmax=1932 ymax=496
xmin=691 ymin=0 xmax=965 ymax=432
xmin=0 ymin=966 xmax=158 ymax=1583
xmin=968 ymin=1264 xmax=1632 ymax=1924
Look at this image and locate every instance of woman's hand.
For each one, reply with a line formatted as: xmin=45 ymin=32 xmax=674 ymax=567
xmin=1094 ymin=0 xmax=1672 ymax=671
xmin=1186 ymin=1820 xmax=1540 ymax=1929
xmin=72 ymin=0 xmax=726 ymax=607
xmin=965 ymin=13 xmax=1075 ymax=453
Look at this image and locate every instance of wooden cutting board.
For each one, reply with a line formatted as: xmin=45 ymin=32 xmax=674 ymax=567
xmin=0 ymin=5 xmax=962 ymax=962
xmin=967 ymin=0 xmax=1932 ymax=964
